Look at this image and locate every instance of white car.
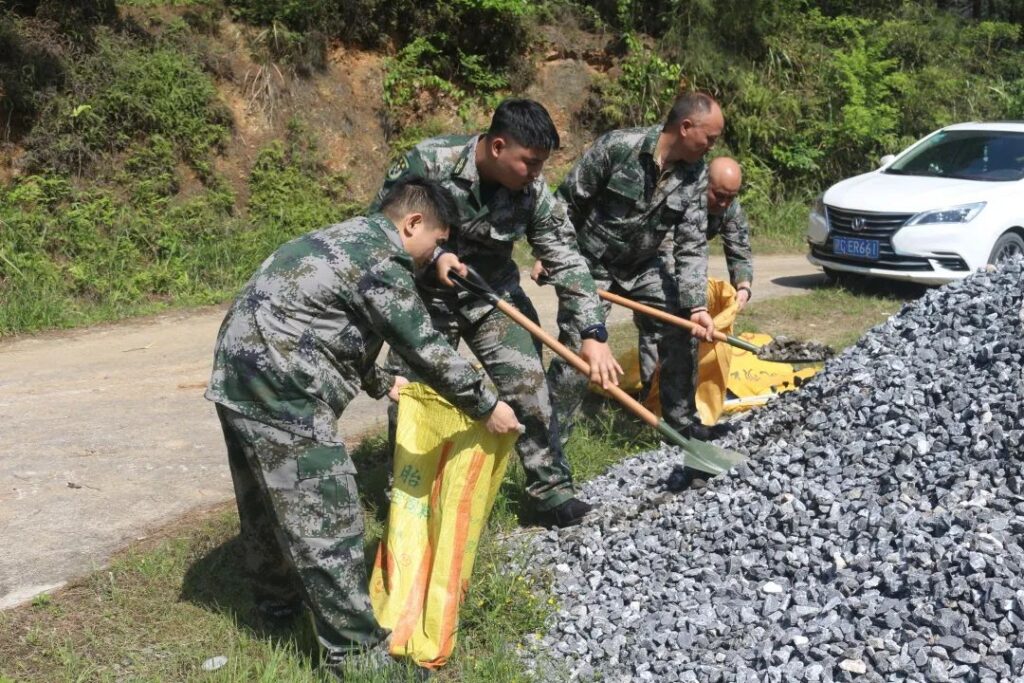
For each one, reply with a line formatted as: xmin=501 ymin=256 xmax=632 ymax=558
xmin=807 ymin=121 xmax=1024 ymax=285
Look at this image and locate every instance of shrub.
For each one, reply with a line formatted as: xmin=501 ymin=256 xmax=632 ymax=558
xmin=578 ymin=33 xmax=682 ymax=131
xmin=0 ymin=120 xmax=365 ymax=335
xmin=20 ymin=29 xmax=231 ymax=177
xmin=227 ymin=0 xmax=535 ymax=133
xmin=0 ymin=12 xmax=69 ymax=140
xmin=241 ymin=120 xmax=362 ymax=273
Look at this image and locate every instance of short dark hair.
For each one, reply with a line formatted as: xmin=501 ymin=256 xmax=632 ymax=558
xmin=663 ymin=92 xmax=718 ymax=131
xmin=487 ymin=98 xmax=560 ymax=151
xmin=379 ymin=176 xmax=459 ymax=230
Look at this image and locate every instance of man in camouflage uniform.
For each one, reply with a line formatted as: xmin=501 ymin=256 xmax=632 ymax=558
xmin=372 ymin=99 xmax=622 ymax=528
xmin=542 ymin=92 xmax=724 ymax=440
xmin=205 ymin=178 xmax=520 ymax=668
xmin=637 ymin=155 xmax=754 ymax=386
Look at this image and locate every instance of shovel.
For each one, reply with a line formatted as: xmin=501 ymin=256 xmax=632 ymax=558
xmin=598 ymin=289 xmax=761 ymax=354
xmin=450 ymin=267 xmax=746 ymax=476
xmin=597 ymin=290 xmax=834 ymax=363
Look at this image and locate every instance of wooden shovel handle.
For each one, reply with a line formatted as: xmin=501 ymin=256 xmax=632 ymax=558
xmin=493 ymin=299 xmax=661 ymax=429
xmin=597 ymin=289 xmax=761 ymax=354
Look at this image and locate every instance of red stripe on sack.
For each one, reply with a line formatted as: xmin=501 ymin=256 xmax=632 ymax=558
xmin=389 ymin=440 xmax=454 ymax=651
xmin=435 ymin=449 xmax=488 ymax=663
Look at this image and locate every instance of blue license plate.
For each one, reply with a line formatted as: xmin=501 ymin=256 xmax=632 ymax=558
xmin=833 ymin=237 xmax=880 ymax=260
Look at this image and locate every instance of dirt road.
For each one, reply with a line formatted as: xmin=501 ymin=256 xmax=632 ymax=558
xmin=0 ymin=254 xmax=823 ymax=608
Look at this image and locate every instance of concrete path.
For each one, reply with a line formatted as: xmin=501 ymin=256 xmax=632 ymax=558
xmin=0 ymin=253 xmax=824 ymax=608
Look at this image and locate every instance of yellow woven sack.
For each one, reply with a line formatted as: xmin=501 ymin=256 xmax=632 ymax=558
xmin=694 ymin=278 xmax=741 ymax=425
xmin=642 ymin=278 xmax=740 ymax=423
xmin=722 ymin=332 xmax=818 ymax=412
xmin=369 ymin=383 xmax=517 ymax=670
xmin=631 ymin=279 xmax=820 ymax=421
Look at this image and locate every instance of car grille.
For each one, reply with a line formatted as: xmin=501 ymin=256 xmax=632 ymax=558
xmin=817 ymin=206 xmax=936 ymax=271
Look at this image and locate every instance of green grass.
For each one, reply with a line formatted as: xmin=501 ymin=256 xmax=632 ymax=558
xmin=0 ymin=121 xmax=359 ymax=338
xmin=735 ymin=280 xmax=911 ymax=350
xmin=747 ymin=196 xmax=814 ymax=255
xmin=0 ymin=403 xmax=656 ymax=683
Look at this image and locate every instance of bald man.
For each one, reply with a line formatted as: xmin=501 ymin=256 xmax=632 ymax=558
xmin=703 ymin=157 xmax=753 ymax=302
xmin=537 ymin=91 xmax=725 ymax=442
xmin=637 ymin=156 xmax=754 ymax=397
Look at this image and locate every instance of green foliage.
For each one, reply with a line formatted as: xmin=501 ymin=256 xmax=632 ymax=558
xmin=21 ymin=29 xmax=231 ymax=177
xmin=244 ymin=120 xmax=361 ymax=267
xmin=0 ymin=120 xmax=362 ymax=336
xmin=227 ymin=0 xmax=534 ymax=133
xmin=0 ymin=12 xmax=69 ymax=138
xmin=29 ymin=593 xmax=51 ymax=608
xmin=247 ymin=20 xmax=327 ymax=76
xmin=581 ymin=33 xmax=682 ymax=130
xmin=381 ymin=36 xmax=466 ymax=115
xmin=9 ymin=0 xmax=117 ymax=46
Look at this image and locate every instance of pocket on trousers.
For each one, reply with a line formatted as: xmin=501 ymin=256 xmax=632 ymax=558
xmin=294 ymin=446 xmax=362 ymax=539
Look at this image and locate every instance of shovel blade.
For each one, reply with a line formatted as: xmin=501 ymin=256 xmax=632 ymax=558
xmin=756 ymin=337 xmax=835 ymax=363
xmin=679 ymin=436 xmax=747 ymax=476
xmin=655 ymin=419 xmax=747 ymax=476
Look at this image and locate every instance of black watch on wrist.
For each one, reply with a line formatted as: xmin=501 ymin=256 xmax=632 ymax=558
xmin=579 ymin=324 xmax=609 ymax=343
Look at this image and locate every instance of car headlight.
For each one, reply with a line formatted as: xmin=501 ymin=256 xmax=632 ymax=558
xmin=905 ymin=201 xmax=986 ymax=226
xmin=810 ymin=194 xmax=825 ymax=220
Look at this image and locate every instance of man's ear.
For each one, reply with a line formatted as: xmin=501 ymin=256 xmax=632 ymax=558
xmin=397 ymin=212 xmax=422 ymax=237
xmin=489 ymin=135 xmax=507 ymax=157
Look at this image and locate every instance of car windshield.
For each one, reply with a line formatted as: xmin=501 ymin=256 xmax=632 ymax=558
xmin=885 ymin=129 xmax=1024 ymax=181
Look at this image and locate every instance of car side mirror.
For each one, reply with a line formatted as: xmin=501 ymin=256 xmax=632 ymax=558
xmin=879 ymin=154 xmax=896 ymax=168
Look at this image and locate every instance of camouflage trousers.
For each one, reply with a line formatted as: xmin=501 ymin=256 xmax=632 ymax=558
xmin=384 ymin=285 xmax=574 ymax=512
xmin=547 ymin=256 xmax=699 ymax=442
xmin=637 ymin=326 xmax=660 ymax=388
xmin=215 ymin=404 xmax=385 ymax=652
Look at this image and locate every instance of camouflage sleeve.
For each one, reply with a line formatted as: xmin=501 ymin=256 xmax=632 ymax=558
xmin=527 ymin=184 xmax=605 ymax=332
xmin=721 ymin=202 xmax=754 ymax=285
xmin=673 ymin=199 xmax=710 ymax=310
xmin=359 ymin=360 xmax=394 ymax=400
xmin=555 ymin=138 xmax=612 ymax=228
xmin=358 ymin=257 xmax=498 ymax=418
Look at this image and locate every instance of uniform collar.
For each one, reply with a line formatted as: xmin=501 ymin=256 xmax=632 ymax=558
xmin=639 ymin=125 xmax=661 ymax=159
xmin=640 ymin=126 xmax=704 ymax=177
xmin=452 ymin=135 xmax=482 ymax=186
xmin=370 ymin=213 xmax=405 ymax=252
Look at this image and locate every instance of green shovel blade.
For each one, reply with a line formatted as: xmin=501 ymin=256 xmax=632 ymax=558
xmin=655 ymin=419 xmax=747 ymax=476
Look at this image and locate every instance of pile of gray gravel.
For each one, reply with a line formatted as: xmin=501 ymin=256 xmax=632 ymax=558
xmin=525 ymin=262 xmax=1024 ymax=682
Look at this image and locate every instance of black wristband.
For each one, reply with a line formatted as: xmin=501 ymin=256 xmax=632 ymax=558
xmin=579 ymin=323 xmax=609 ymax=343
xmin=737 ymin=286 xmax=752 ymax=300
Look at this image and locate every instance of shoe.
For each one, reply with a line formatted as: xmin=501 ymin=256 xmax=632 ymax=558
xmin=684 ymin=422 xmax=732 ymax=441
xmin=535 ymin=497 xmax=593 ymax=528
xmin=326 ymin=641 xmax=433 ymax=681
xmin=255 ymin=597 xmax=304 ymax=625
xmin=664 ymin=465 xmax=709 ymax=492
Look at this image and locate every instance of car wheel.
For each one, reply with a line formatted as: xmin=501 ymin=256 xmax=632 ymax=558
xmin=822 ymin=267 xmax=840 ymax=283
xmin=988 ymin=232 xmax=1024 ymax=265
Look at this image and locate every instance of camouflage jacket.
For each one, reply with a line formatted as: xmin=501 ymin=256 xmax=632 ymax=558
xmin=371 ymin=134 xmax=605 ymax=331
xmin=205 ymin=214 xmax=497 ymax=441
xmin=707 ymin=199 xmax=754 ymax=285
xmin=556 ymin=126 xmax=710 ymax=309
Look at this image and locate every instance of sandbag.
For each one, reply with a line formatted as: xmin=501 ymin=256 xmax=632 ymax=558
xmin=722 ymin=332 xmax=818 ymax=412
xmin=621 ymin=278 xmax=821 ymax=421
xmin=369 ymin=383 xmax=517 ymax=669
